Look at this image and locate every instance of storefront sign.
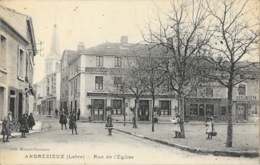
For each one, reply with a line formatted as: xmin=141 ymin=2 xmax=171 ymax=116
xmin=236 ymin=95 xmax=257 ymax=101
xmin=85 ymin=67 xmax=124 ymax=74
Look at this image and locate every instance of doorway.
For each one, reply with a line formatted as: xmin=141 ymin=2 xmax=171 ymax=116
xmin=93 ymin=99 xmax=104 ymax=120
xmin=138 ymin=100 xmax=149 ymax=121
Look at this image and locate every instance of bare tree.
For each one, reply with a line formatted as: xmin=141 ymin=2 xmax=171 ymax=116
xmin=136 ymin=46 xmax=167 ymax=132
xmin=141 ymin=0 xmax=214 ymax=137
xmin=205 ymin=0 xmax=259 ymax=147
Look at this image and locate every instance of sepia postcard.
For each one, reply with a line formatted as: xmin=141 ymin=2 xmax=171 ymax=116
xmin=0 ymin=0 xmax=259 ymax=164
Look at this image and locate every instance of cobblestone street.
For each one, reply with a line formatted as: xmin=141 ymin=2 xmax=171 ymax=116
xmin=0 ymin=116 xmax=258 ymax=165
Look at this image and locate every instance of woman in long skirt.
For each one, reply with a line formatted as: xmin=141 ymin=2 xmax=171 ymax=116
xmin=19 ymin=114 xmax=29 ymax=138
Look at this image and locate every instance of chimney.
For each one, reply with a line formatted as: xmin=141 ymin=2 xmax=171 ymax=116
xmin=78 ymin=42 xmax=85 ymax=52
xmin=120 ymin=36 xmax=128 ymax=44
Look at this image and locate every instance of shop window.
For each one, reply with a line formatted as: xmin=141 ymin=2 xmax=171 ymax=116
xmin=114 ymin=57 xmax=122 ymax=67
xmin=114 ymin=76 xmax=122 ymax=90
xmin=190 ymin=104 xmax=198 ymax=115
xmin=206 ymin=104 xmax=214 ymax=116
xmin=0 ymin=35 xmax=6 ymax=69
xmin=249 ymin=104 xmax=258 ymax=115
xmin=160 ymin=100 xmax=171 ymax=115
xmin=206 ymin=87 xmax=213 ymax=97
xmin=95 ymin=76 xmax=103 ymax=90
xmin=220 ymin=106 xmax=226 ymax=115
xmin=238 ymin=84 xmax=246 ymax=95
xmin=112 ymin=100 xmax=122 ymax=115
xmin=96 ymin=56 xmax=103 ymax=66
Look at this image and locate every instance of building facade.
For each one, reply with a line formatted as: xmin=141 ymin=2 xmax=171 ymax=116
xmin=66 ymin=37 xmax=178 ymax=121
xmin=0 ymin=6 xmax=37 ymax=120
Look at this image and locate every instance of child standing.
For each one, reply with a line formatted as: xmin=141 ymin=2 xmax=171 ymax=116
xmin=106 ymin=115 xmax=113 ymax=136
xmin=206 ymin=117 xmax=214 ymax=139
xmin=1 ymin=117 xmax=11 ymax=142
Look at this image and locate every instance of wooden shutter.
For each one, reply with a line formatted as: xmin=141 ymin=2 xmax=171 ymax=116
xmin=91 ymin=99 xmax=94 ymax=116
xmin=104 ymin=99 xmax=107 ymax=120
xmin=214 ymin=103 xmax=219 ymax=116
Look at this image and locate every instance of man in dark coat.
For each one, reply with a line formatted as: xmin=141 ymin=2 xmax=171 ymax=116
xmin=59 ymin=112 xmax=67 ymax=130
xmin=19 ymin=114 xmax=29 ymax=138
xmin=28 ymin=113 xmax=35 ymax=130
xmin=69 ymin=112 xmax=78 ymax=135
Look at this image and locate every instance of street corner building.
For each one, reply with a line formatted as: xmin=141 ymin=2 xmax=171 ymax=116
xmin=61 ymin=36 xmax=178 ymax=122
xmin=0 ymin=6 xmax=37 ymax=120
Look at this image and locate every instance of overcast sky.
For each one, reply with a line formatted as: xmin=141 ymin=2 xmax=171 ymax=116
xmin=0 ymin=0 xmax=258 ymax=84
xmin=1 ymin=0 xmax=169 ymax=83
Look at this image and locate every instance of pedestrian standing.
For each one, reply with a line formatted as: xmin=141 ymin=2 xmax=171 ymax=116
xmin=59 ymin=111 xmax=67 ymax=130
xmin=55 ymin=109 xmax=58 ymax=117
xmin=106 ymin=115 xmax=113 ymax=136
xmin=19 ymin=114 xmax=29 ymax=138
xmin=69 ymin=112 xmax=78 ymax=135
xmin=7 ymin=111 xmax=13 ymax=131
xmin=171 ymin=113 xmax=181 ymax=138
xmin=28 ymin=113 xmax=35 ymax=130
xmin=77 ymin=108 xmax=80 ymax=120
xmin=1 ymin=117 xmax=11 ymax=142
xmin=206 ymin=117 xmax=214 ymax=139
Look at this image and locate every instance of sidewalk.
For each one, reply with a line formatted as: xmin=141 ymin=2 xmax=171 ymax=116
xmin=0 ymin=121 xmax=43 ymax=140
xmin=113 ymin=123 xmax=259 ymax=158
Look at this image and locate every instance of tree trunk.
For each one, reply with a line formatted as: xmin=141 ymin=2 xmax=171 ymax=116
xmin=226 ymin=85 xmax=233 ymax=147
xmin=179 ymin=96 xmax=185 ymax=138
xmin=152 ymin=93 xmax=155 ymax=132
xmin=123 ymin=98 xmax=126 ymax=126
xmin=133 ymin=98 xmax=139 ymax=128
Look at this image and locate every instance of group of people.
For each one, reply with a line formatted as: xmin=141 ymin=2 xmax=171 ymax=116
xmin=1 ymin=112 xmax=35 ymax=142
xmin=59 ymin=110 xmax=78 ymax=135
xmin=172 ymin=113 xmax=216 ymax=139
xmin=59 ymin=110 xmax=113 ymax=136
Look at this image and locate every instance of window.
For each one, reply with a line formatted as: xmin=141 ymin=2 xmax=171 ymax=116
xmin=238 ymin=84 xmax=246 ymax=95
xmin=95 ymin=76 xmax=103 ymax=90
xmin=96 ymin=56 xmax=103 ymax=66
xmin=206 ymin=104 xmax=214 ymax=116
xmin=206 ymin=87 xmax=213 ymax=97
xmin=220 ymin=106 xmax=226 ymax=115
xmin=160 ymin=101 xmax=171 ymax=115
xmin=114 ymin=77 xmax=122 ymax=90
xmin=112 ymin=100 xmax=122 ymax=115
xmin=0 ymin=35 xmax=6 ymax=69
xmin=74 ymin=78 xmax=77 ymax=93
xmin=114 ymin=57 xmax=122 ymax=67
xmin=190 ymin=104 xmax=198 ymax=115
xmin=249 ymin=104 xmax=258 ymax=115
xmin=18 ymin=48 xmax=25 ymax=78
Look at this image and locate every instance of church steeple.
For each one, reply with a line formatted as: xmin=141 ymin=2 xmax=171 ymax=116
xmin=45 ymin=23 xmax=61 ymax=76
xmin=48 ymin=23 xmax=60 ymax=58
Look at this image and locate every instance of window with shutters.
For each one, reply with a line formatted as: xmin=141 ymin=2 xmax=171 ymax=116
xmin=0 ymin=35 xmax=6 ymax=69
xmin=114 ymin=76 xmax=122 ymax=90
xmin=17 ymin=47 xmax=25 ymax=79
xmin=238 ymin=84 xmax=246 ymax=95
xmin=114 ymin=57 xmax=122 ymax=67
xmin=96 ymin=56 xmax=103 ymax=66
xmin=95 ymin=76 xmax=103 ymax=90
xmin=206 ymin=87 xmax=213 ymax=97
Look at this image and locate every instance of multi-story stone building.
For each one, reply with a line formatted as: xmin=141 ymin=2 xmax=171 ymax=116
xmin=185 ymin=70 xmax=259 ymax=123
xmin=60 ymin=49 xmax=77 ymax=112
xmin=0 ymin=6 xmax=37 ymax=119
xmin=66 ymin=36 xmax=178 ymax=121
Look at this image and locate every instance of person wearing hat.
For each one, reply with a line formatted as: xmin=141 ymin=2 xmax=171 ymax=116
xmin=1 ymin=116 xmax=11 ymax=142
xmin=19 ymin=114 xmax=29 ymax=138
xmin=59 ymin=111 xmax=67 ymax=130
xmin=206 ymin=117 xmax=214 ymax=139
xmin=171 ymin=113 xmax=181 ymax=138
xmin=106 ymin=115 xmax=113 ymax=136
xmin=69 ymin=111 xmax=78 ymax=135
xmin=28 ymin=113 xmax=35 ymax=130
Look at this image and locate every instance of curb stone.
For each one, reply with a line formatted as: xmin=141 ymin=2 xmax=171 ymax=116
xmin=114 ymin=128 xmax=259 ymax=158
